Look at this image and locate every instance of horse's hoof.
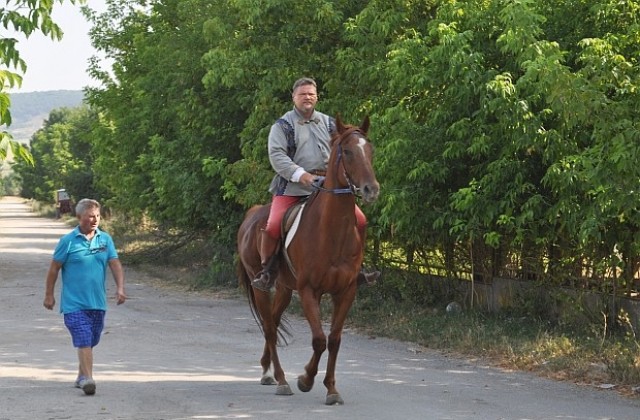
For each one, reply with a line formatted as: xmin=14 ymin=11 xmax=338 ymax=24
xmin=276 ymin=384 xmax=294 ymax=395
xmin=297 ymin=375 xmax=313 ymax=392
xmin=325 ymin=393 xmax=344 ymax=405
xmin=260 ymin=375 xmax=277 ymax=385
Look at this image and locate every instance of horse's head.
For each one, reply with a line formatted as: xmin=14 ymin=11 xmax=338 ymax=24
xmin=328 ymin=115 xmax=380 ymax=204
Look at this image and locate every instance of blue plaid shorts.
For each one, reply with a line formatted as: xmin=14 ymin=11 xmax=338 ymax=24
xmin=63 ymin=310 xmax=105 ymax=348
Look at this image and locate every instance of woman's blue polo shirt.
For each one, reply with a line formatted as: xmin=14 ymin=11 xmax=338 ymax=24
xmin=52 ymin=226 xmax=118 ymax=314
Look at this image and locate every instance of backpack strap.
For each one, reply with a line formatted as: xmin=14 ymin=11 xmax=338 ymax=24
xmin=276 ymin=118 xmax=296 ymax=159
xmin=274 ymin=118 xmax=295 ymax=195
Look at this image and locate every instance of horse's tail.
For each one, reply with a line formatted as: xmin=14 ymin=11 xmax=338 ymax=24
xmin=237 ymin=258 xmax=292 ymax=345
xmin=237 ymin=258 xmax=261 ymax=326
xmin=237 ymin=256 xmax=252 ymax=293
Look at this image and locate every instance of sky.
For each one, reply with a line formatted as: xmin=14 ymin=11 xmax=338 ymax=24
xmin=8 ymin=0 xmax=108 ymax=93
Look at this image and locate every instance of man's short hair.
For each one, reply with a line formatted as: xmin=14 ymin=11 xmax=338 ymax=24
xmin=76 ymin=198 xmax=101 ymax=216
xmin=292 ymin=77 xmax=317 ymax=93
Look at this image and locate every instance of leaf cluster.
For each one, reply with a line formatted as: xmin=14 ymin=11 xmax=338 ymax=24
xmin=0 ymin=1 xmax=84 ymax=164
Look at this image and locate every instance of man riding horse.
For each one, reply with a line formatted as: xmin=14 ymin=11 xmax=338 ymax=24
xmin=251 ymin=77 xmax=380 ymax=291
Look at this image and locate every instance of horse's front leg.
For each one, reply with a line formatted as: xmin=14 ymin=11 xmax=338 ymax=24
xmin=323 ymin=286 xmax=357 ymax=405
xmin=297 ymin=288 xmax=326 ymax=394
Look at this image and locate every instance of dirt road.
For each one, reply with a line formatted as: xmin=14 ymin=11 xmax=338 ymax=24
xmin=1 ymin=196 xmax=639 ymax=420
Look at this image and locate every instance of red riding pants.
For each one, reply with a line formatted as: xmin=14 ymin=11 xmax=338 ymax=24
xmin=265 ymin=195 xmax=367 ymax=239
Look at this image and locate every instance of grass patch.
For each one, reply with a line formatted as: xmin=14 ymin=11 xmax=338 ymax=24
xmin=29 ymin=199 xmax=64 ymax=220
xmin=344 ymin=289 xmax=640 ymax=395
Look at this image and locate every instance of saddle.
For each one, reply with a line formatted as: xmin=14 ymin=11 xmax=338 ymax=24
xmin=277 ymin=183 xmax=324 ymax=279
xmin=280 ymin=176 xmax=325 ymax=245
xmin=276 ymin=200 xmax=305 ymax=280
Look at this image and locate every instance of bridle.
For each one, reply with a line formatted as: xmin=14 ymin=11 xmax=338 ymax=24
xmin=311 ymin=128 xmax=367 ymax=196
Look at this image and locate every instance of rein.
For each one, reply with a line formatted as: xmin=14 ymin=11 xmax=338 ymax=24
xmin=312 ymin=176 xmax=355 ymax=195
xmin=311 ymin=127 xmax=364 ymax=196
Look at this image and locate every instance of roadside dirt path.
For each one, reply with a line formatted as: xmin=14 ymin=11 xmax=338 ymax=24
xmin=1 ymin=195 xmax=639 ymax=420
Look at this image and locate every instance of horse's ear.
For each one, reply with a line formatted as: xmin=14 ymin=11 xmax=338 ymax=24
xmin=360 ymin=115 xmax=370 ymax=135
xmin=335 ymin=113 xmax=345 ymax=132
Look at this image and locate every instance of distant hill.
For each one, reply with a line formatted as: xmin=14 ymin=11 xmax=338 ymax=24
xmin=6 ymin=90 xmax=85 ymax=143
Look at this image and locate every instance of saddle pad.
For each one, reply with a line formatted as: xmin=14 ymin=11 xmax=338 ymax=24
xmin=284 ymin=202 xmax=306 ymax=249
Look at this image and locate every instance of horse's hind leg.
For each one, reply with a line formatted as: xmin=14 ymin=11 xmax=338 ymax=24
xmin=254 ymin=289 xmax=293 ymax=395
xmin=259 ymin=341 xmax=276 ymax=385
xmin=273 ymin=286 xmax=294 ymax=395
xmin=272 ymin=285 xmax=293 ymax=331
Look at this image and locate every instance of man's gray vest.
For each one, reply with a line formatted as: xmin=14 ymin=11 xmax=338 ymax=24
xmin=273 ymin=116 xmax=335 ymax=195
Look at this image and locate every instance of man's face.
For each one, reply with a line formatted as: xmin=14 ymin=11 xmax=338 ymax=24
xmin=292 ymin=84 xmax=318 ymax=115
xmin=78 ymin=207 xmax=101 ymax=234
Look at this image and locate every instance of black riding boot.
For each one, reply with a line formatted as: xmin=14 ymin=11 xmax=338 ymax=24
xmin=251 ymin=231 xmax=280 ymax=291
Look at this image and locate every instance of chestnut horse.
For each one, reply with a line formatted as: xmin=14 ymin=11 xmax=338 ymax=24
xmin=237 ymin=115 xmax=379 ymax=405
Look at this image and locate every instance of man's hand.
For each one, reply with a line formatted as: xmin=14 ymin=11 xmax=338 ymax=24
xmin=115 ymin=290 xmax=127 ymax=305
xmin=43 ymin=295 xmax=55 ymax=310
xmin=299 ymin=172 xmax=316 ymax=187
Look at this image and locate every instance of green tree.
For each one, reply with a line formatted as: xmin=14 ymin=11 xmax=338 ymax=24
xmin=1 ymin=0 xmax=82 ymax=165
xmin=86 ymin=0 xmax=245 ymax=245
xmin=332 ymin=0 xmax=640 ymax=292
xmin=13 ymin=106 xmax=98 ymax=203
xmin=202 ymin=0 xmax=370 ymax=206
xmin=34 ymin=0 xmax=640 ymax=311
xmin=334 ymin=0 xmax=442 ymax=268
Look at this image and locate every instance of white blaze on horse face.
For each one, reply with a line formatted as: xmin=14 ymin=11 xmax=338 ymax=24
xmin=356 ymin=136 xmax=367 ymax=158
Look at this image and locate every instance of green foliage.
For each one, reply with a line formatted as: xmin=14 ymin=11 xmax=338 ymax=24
xmin=200 ymin=0 xmax=370 ymax=205
xmin=13 ymin=0 xmax=640 ymax=327
xmin=0 ymin=0 xmax=82 ymax=165
xmin=348 ymin=288 xmax=640 ymax=388
xmin=334 ymin=0 xmax=640 ymax=295
xmin=0 ymin=169 xmax=21 ymax=196
xmin=83 ymin=0 xmax=248 ymax=254
xmin=13 ymin=106 xmax=101 ymax=203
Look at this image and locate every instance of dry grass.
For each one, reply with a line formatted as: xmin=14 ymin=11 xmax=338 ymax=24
xmin=344 ymin=292 xmax=640 ymax=398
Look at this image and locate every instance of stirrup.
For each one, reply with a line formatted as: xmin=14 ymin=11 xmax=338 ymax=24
xmin=251 ymin=271 xmax=274 ymax=291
